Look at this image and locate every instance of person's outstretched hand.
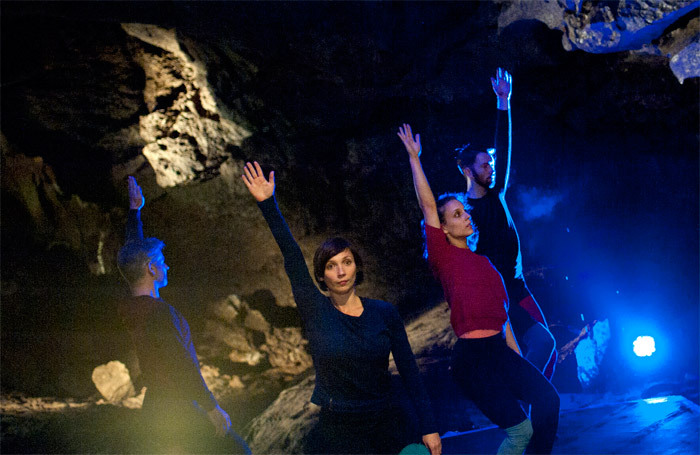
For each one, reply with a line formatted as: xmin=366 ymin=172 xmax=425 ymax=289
xmin=491 ymin=67 xmax=512 ymax=104
xmin=128 ymin=176 xmax=145 ymax=210
xmin=207 ymin=404 xmax=232 ymax=438
xmin=397 ymin=123 xmax=421 ymax=159
xmin=241 ymin=161 xmax=275 ymax=202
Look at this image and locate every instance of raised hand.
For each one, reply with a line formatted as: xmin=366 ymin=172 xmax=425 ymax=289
xmin=128 ymin=176 xmax=145 ymax=210
xmin=491 ymin=67 xmax=512 ymax=101
xmin=241 ymin=161 xmax=275 ymax=202
xmin=397 ymin=123 xmax=421 ymax=159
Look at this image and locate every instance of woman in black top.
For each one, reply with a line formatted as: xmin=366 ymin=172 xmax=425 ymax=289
xmin=242 ymin=161 xmax=441 ymax=455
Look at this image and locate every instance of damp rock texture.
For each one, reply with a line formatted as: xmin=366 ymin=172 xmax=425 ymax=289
xmin=198 ymin=294 xmax=312 ymax=378
xmin=499 ymin=0 xmax=699 ymax=82
xmin=121 ymin=23 xmax=250 ymax=187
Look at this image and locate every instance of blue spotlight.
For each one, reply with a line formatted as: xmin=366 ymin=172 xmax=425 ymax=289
xmin=619 ymin=319 xmax=668 ymax=375
xmin=633 ymin=336 xmax=656 ymax=357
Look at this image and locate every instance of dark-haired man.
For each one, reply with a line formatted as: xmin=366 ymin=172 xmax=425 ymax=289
xmin=456 ymin=69 xmax=556 ymax=379
xmin=117 ymin=176 xmax=250 ymax=454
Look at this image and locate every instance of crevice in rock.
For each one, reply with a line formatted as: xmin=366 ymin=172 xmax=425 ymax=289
xmin=153 ymin=83 xmax=186 ymax=112
xmin=242 ymin=290 xmax=303 ymax=329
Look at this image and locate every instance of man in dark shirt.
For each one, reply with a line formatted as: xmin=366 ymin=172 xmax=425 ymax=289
xmin=117 ymin=176 xmax=250 ymax=454
xmin=456 ymin=69 xmax=557 ymax=379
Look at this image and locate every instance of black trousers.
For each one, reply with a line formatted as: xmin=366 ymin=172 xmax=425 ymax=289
xmin=451 ymin=334 xmax=560 ymax=454
xmin=304 ymin=403 xmax=411 ymax=455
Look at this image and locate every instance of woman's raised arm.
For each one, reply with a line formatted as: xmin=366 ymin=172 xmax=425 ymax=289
xmin=397 ymin=124 xmax=440 ymax=229
xmin=242 ymin=161 xmax=317 ymax=294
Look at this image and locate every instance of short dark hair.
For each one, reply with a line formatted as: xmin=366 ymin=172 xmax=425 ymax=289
xmin=312 ymin=237 xmax=364 ymax=291
xmin=117 ymin=238 xmax=165 ymax=285
xmin=454 ymin=143 xmax=488 ymax=170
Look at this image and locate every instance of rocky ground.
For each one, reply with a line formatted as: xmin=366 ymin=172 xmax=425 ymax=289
xmin=4 ymin=386 xmax=697 ymax=454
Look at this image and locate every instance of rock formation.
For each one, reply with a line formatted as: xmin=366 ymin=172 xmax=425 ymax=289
xmin=499 ymin=0 xmax=699 ymax=82
xmin=91 ymin=361 xmax=136 ymax=403
xmin=199 ymin=294 xmax=312 ymax=377
xmin=121 ymin=23 xmax=251 ymax=188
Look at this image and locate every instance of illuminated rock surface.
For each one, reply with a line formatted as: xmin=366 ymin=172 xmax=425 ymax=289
xmin=91 ymin=361 xmax=136 ymax=403
xmin=500 ymin=0 xmax=699 ymax=82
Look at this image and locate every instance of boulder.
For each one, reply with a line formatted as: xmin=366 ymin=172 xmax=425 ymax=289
xmin=91 ymin=361 xmax=136 ymax=403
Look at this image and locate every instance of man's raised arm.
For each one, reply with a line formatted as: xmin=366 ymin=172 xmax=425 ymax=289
xmin=492 ymin=68 xmax=512 ymax=193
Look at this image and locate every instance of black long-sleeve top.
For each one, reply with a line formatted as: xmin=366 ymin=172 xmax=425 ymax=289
xmin=118 ymin=209 xmax=217 ymax=412
xmin=258 ymin=197 xmax=437 ymax=435
xmin=467 ymin=108 xmax=530 ymax=304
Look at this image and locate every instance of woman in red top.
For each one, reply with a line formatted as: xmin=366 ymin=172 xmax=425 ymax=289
xmin=399 ymin=124 xmax=559 ymax=454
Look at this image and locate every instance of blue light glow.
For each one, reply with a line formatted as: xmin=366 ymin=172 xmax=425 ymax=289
xmin=487 ymin=147 xmax=496 ymax=188
xmin=618 ymin=319 xmax=668 ymax=374
xmin=633 ymin=336 xmax=656 ymax=357
xmin=517 ymin=186 xmax=564 ymax=221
